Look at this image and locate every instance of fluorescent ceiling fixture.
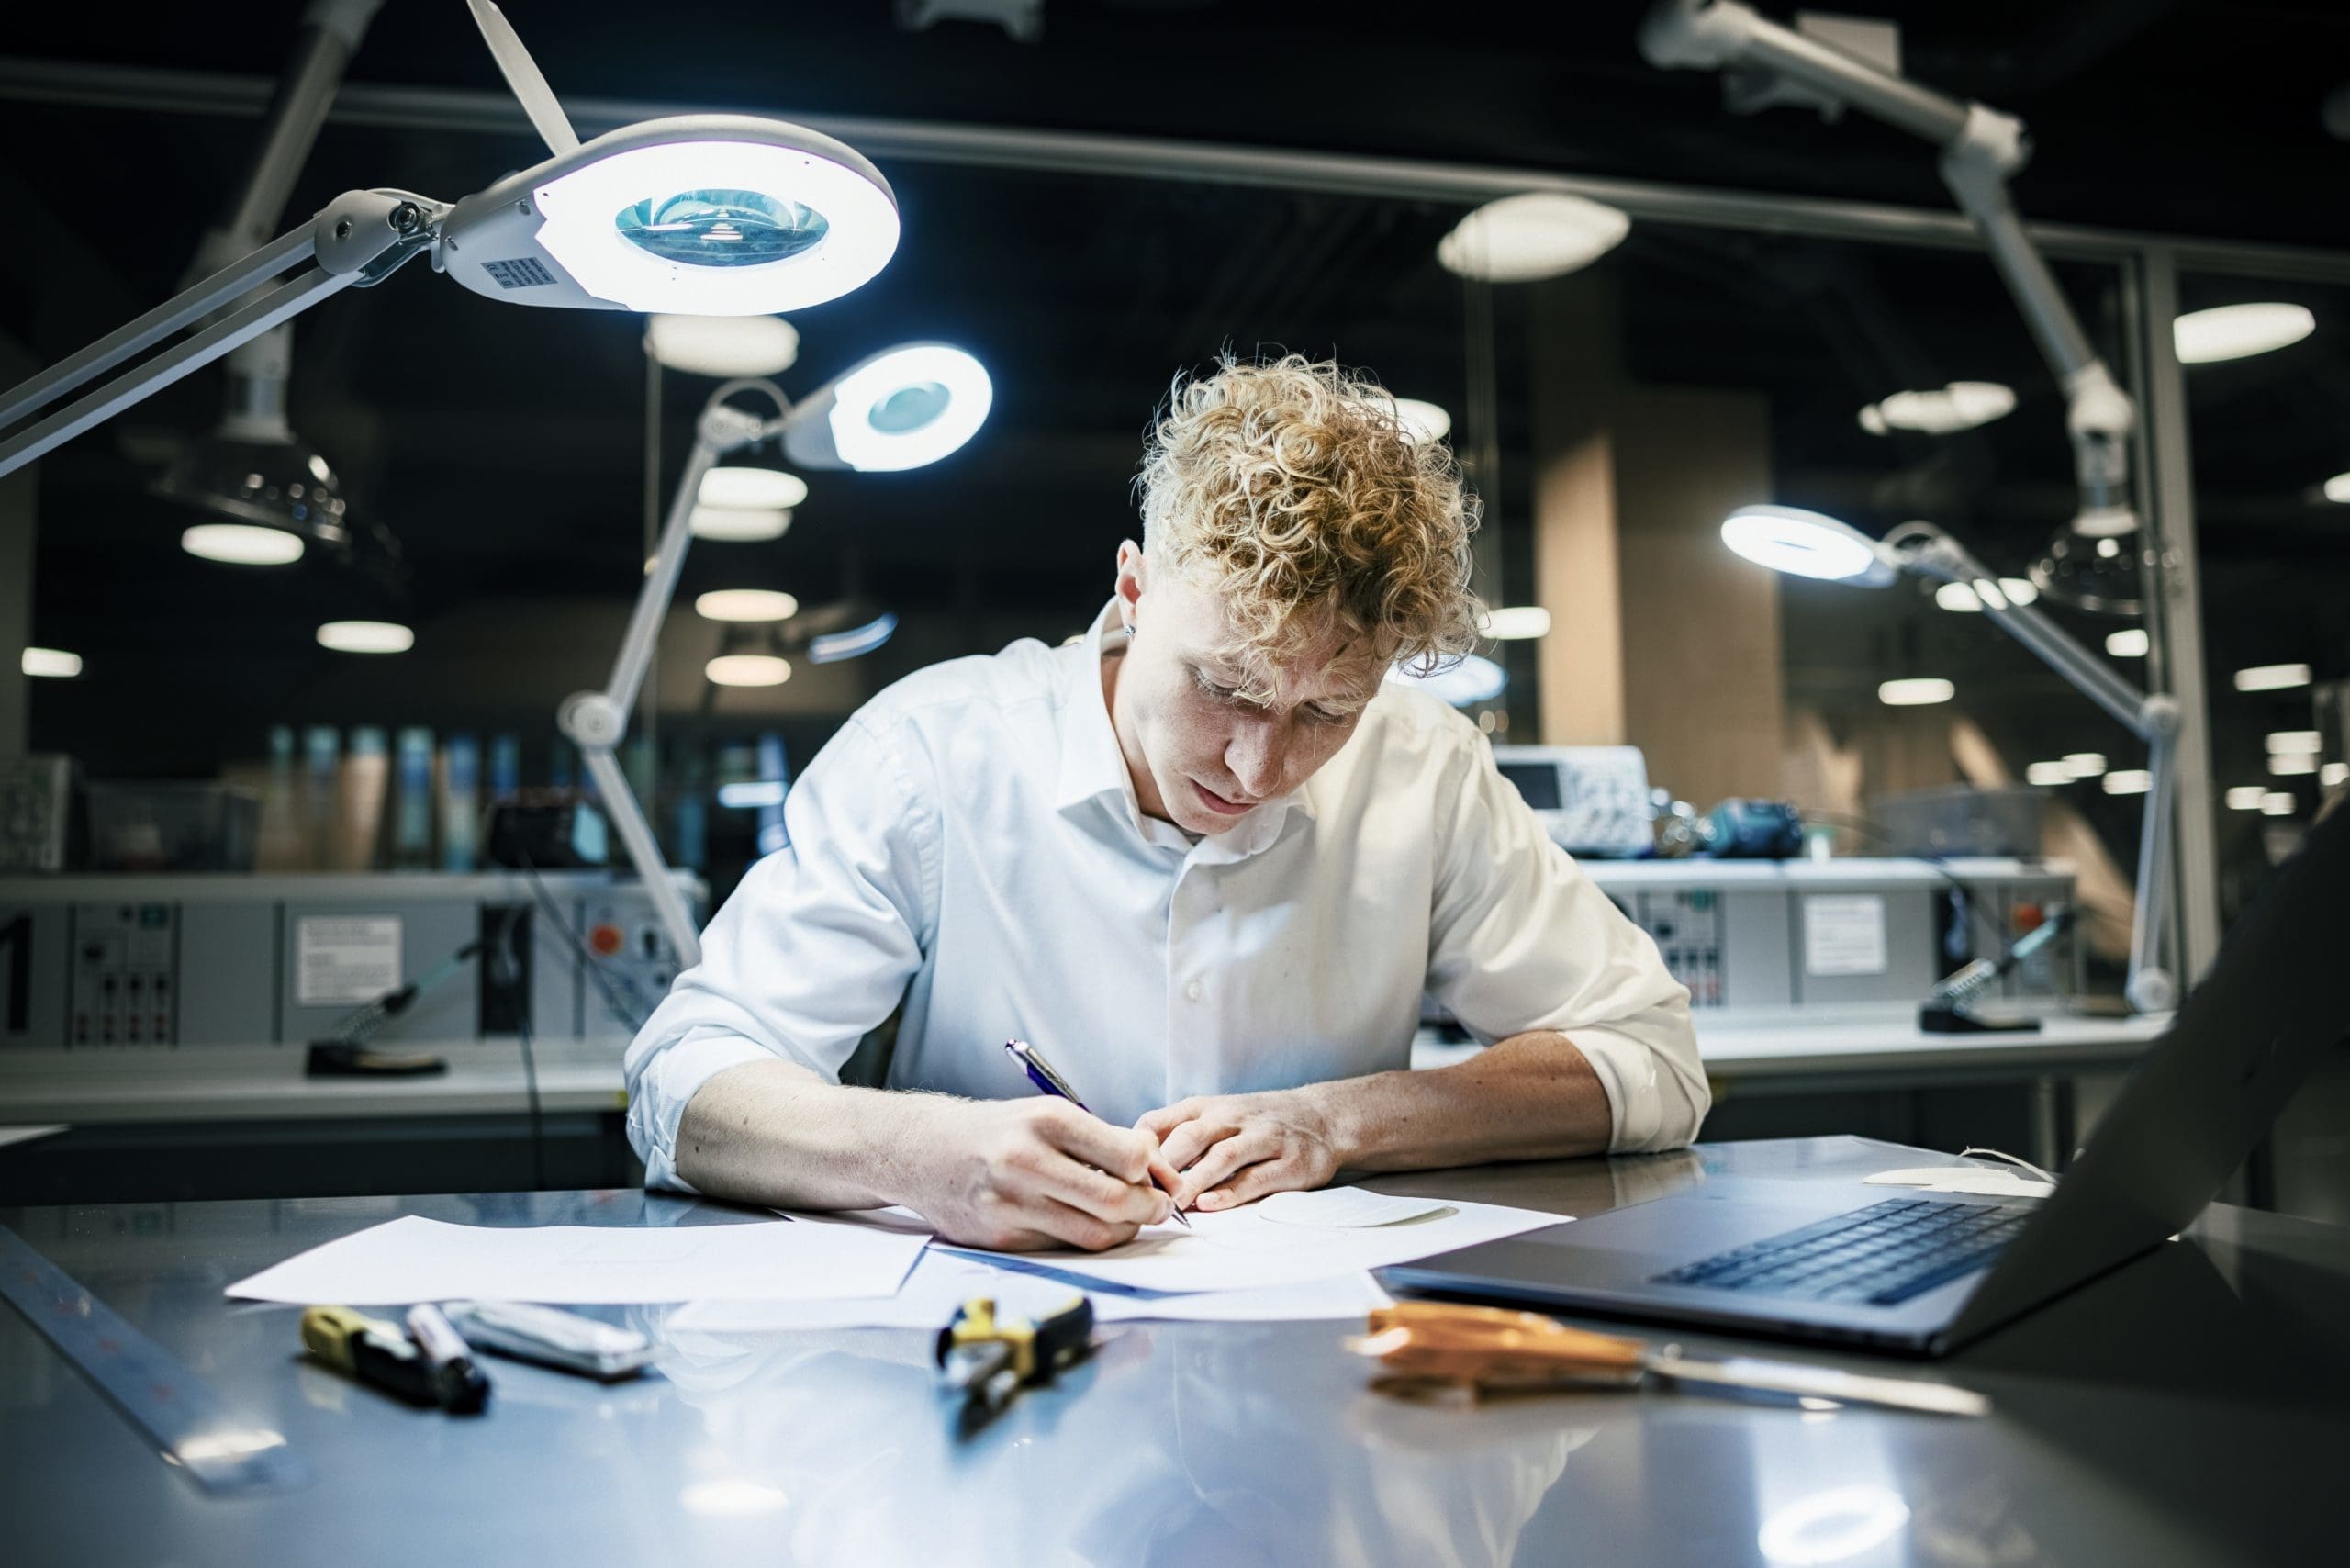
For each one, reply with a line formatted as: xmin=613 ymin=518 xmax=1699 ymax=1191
xmin=1480 ymin=606 xmax=1553 ymax=640
xmin=1437 ymin=192 xmax=1630 ymax=283
xmin=1386 ymin=653 xmax=1507 ymax=708
xmin=317 ymin=620 xmax=414 ymax=654
xmin=2269 ymin=751 xmax=2319 ymax=776
xmin=2063 ymin=752 xmax=2108 ymax=778
xmin=688 ymin=505 xmax=791 ymax=543
xmin=1719 ymin=505 xmax=1894 ymax=585
xmin=181 ymin=522 xmax=304 ymax=566
xmin=694 ymin=588 xmax=799 ymax=622
xmin=707 ymin=653 xmax=790 ymax=686
xmin=1998 ymin=577 xmax=2037 ymax=606
xmin=715 ymin=780 xmax=788 ymax=808
xmin=2105 ymin=628 xmax=2150 ymax=657
xmin=1391 ymin=398 xmax=1451 ymax=442
xmin=1877 ymin=678 xmax=1953 ymax=706
xmin=2323 ymin=761 xmax=2349 ymax=788
xmin=2025 ymin=761 xmax=2074 ymax=786
xmin=699 ymin=466 xmax=807 ymax=510
xmin=2225 ymin=785 xmax=2268 ymax=811
xmin=2173 ymin=303 xmax=2314 ymax=364
xmin=20 ymin=647 xmax=82 ymax=678
xmin=1857 ymin=380 xmax=2016 ymax=436
xmin=530 ymin=134 xmax=900 ymax=315
xmin=2324 ymin=471 xmax=2350 ymax=504
xmin=2103 ymin=769 xmax=2153 ymax=795
xmin=808 ymin=611 xmax=898 ymax=663
xmin=643 ymin=313 xmax=800 ymax=377
xmin=1933 ymin=576 xmax=2042 ymax=612
xmin=2262 ymin=791 xmax=2297 ymax=815
xmin=811 ymin=343 xmax=993 ymax=473
xmin=2233 ymin=663 xmax=2311 ymax=691
xmin=2266 ymin=729 xmax=2323 ymax=754
xmin=1934 ymin=581 xmax=1983 ymax=612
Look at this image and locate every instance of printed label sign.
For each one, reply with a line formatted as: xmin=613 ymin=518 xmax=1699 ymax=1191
xmin=1804 ymin=894 xmax=1888 ymax=977
xmin=296 ymin=916 xmax=402 ymax=1007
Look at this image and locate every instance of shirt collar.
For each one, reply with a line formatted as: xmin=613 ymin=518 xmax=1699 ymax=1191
xmin=1052 ymin=599 xmax=1315 ymax=854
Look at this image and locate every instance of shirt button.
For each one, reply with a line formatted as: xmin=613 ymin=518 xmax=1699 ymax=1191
xmin=1184 ymin=980 xmax=1203 ymax=1003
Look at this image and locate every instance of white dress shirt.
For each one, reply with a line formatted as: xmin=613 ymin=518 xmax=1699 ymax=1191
xmin=624 ymin=604 xmax=1707 ymax=1191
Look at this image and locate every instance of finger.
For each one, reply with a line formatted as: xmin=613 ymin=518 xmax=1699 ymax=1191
xmin=1035 ymin=1102 xmax=1159 ymax=1182
xmin=1135 ymin=1100 xmax=1199 ymax=1137
xmin=1171 ymin=1126 xmax=1272 ymax=1206
xmin=1159 ymin=1116 xmax=1240 ymax=1176
xmin=1193 ymin=1157 xmax=1304 ymax=1212
xmin=1027 ymin=1148 xmax=1165 ymax=1226
xmin=1030 ymin=1195 xmax=1142 ymax=1253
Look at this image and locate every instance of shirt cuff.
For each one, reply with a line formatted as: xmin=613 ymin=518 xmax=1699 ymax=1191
xmin=627 ymin=1031 xmax=778 ymax=1193
xmin=1565 ymin=1024 xmax=1694 ymax=1154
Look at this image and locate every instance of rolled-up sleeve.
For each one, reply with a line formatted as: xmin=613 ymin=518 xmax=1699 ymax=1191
xmin=623 ymin=714 xmax=939 ymax=1190
xmin=1423 ymin=745 xmax=1708 ymax=1152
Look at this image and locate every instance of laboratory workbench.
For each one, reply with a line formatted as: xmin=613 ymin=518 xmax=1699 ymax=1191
xmin=3 ymin=1135 xmax=2339 ymax=1567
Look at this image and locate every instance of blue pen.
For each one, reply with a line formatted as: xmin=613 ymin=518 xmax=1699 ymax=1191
xmin=1003 ymin=1039 xmax=1191 ymax=1227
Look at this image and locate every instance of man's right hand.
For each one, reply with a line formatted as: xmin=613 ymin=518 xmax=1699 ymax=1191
xmin=904 ymin=1097 xmax=1177 ymax=1251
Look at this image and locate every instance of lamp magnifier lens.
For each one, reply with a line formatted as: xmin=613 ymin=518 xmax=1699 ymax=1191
xmin=615 ymin=189 xmax=829 ymax=266
xmin=868 ymin=381 xmax=951 ymax=433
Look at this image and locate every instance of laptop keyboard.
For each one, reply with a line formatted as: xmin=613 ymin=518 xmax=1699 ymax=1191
xmin=1651 ymin=1197 xmax=2031 ymax=1307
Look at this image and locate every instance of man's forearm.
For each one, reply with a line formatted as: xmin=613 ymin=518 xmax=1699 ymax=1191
xmin=1312 ymin=1032 xmax=1615 ymax=1172
xmin=674 ymin=1058 xmax=941 ymax=1211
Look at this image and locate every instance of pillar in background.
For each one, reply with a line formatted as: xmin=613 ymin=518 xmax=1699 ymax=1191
xmin=0 ymin=332 xmax=32 ymax=761
xmin=1528 ymin=276 xmax=1784 ymax=808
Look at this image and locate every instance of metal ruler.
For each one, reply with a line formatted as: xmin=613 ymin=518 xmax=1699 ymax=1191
xmin=0 ymin=1223 xmax=313 ymax=1495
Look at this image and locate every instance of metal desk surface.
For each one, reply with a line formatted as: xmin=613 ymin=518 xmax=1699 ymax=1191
xmin=5 ymin=1136 xmax=2344 ymax=1568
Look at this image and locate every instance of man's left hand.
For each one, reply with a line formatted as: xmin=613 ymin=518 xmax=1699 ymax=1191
xmin=1136 ymin=1089 xmax=1345 ymax=1212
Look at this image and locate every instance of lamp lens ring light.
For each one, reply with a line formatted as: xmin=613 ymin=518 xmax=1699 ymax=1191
xmin=534 ymin=137 xmax=901 ymax=315
xmin=826 ymin=344 xmax=993 ymax=472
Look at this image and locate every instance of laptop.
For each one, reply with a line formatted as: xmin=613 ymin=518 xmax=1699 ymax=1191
xmin=1383 ymin=803 xmax=2350 ymax=1357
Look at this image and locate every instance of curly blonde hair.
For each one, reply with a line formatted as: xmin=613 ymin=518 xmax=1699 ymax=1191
xmin=1135 ymin=353 xmax=1483 ymax=694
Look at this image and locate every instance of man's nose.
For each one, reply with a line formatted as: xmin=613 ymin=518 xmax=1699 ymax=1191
xmin=1226 ymin=718 xmax=1289 ymax=798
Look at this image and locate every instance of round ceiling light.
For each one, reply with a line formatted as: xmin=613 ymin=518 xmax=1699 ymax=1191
xmin=1479 ymin=606 xmax=1552 ymax=640
xmin=1857 ymin=380 xmax=2017 ymax=436
xmin=317 ymin=621 xmax=414 ymax=654
xmin=1878 ymin=678 xmax=1954 ymax=706
xmin=699 ymin=466 xmax=808 ymax=510
xmin=707 ymin=654 xmax=791 ymax=686
xmin=182 ymin=522 xmax=306 ymax=566
xmin=20 ymin=647 xmax=82 ymax=678
xmin=536 ymin=132 xmax=900 ymax=315
xmin=695 ymin=589 xmax=800 ymax=622
xmin=2172 ymin=303 xmax=2315 ymax=364
xmin=1438 ymin=193 xmax=1630 ymax=283
xmin=1391 ymin=398 xmax=1452 ymax=443
xmin=644 ymin=314 xmax=800 ymax=378
xmin=688 ymin=506 xmax=792 ymax=543
xmin=2323 ymin=471 xmax=2350 ymax=504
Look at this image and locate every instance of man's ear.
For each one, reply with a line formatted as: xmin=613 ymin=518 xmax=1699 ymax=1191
xmin=1113 ymin=540 xmax=1147 ymax=632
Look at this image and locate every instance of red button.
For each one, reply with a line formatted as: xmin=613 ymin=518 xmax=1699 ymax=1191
xmin=588 ymin=924 xmax=624 ymax=957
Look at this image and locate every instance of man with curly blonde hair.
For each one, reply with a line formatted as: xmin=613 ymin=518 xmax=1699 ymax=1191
xmin=626 ymin=355 xmax=1704 ymax=1250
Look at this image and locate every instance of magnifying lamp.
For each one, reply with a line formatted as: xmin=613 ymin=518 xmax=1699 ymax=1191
xmin=561 ymin=352 xmax=988 ymax=966
xmin=0 ymin=0 xmax=901 ymax=485
xmin=1721 ymin=504 xmax=2179 ymax=1014
xmin=779 ymin=343 xmax=996 ymax=474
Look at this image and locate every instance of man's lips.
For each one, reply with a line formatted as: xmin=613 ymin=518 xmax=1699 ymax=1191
xmin=1192 ymin=779 xmax=1256 ymax=816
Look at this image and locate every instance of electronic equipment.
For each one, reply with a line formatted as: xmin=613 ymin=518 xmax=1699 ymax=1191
xmin=1489 ymin=746 xmax=1655 ymax=857
xmin=1577 ymin=859 xmax=2078 ymax=1012
xmin=1384 ymin=803 xmax=2350 ymax=1357
xmin=0 ymin=756 xmax=82 ymax=873
xmin=0 ymin=870 xmax=698 ymax=1053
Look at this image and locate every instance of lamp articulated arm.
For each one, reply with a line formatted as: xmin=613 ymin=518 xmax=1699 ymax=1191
xmin=1640 ymin=0 xmax=2138 ymax=538
xmin=1884 ymin=524 xmax=2179 ymax=1014
xmin=0 ymin=191 xmax=442 ymax=483
xmin=556 ymin=384 xmax=789 ymax=971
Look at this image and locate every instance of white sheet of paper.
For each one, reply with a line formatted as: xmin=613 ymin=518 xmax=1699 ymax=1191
xmin=224 ymin=1214 xmax=931 ymax=1306
xmin=1863 ymin=1167 xmax=2055 ymax=1198
xmin=941 ymin=1194 xmax=1569 ymax=1294
xmin=1804 ymin=893 xmax=1888 ymax=977
xmin=1256 ymin=1187 xmax=1451 ymax=1228
xmin=666 ymin=1250 xmax=1393 ymax=1333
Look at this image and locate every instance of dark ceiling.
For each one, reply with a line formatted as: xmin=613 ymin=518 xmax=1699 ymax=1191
xmin=4 ymin=0 xmax=2347 ymax=825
